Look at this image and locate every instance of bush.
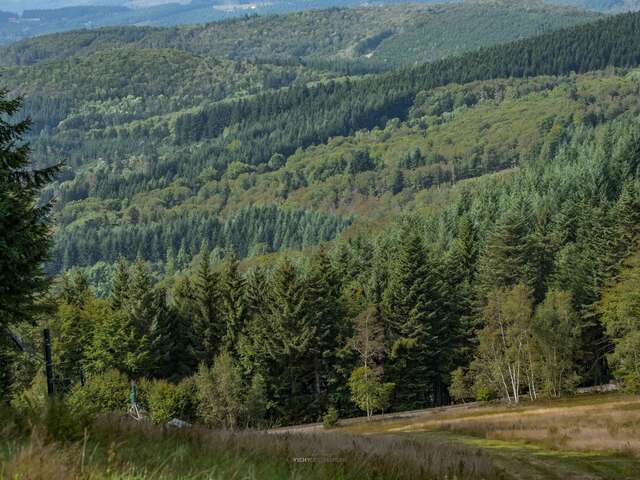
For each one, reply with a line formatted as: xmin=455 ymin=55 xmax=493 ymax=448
xmin=449 ymin=367 xmax=470 ymax=403
xmin=195 ymin=353 xmax=244 ymax=428
xmin=148 ymin=380 xmax=183 ymax=424
xmin=322 ymin=407 xmax=339 ymax=429
xmin=348 ymin=367 xmax=394 ymax=418
xmin=244 ymin=373 xmax=268 ymax=427
xmin=66 ymin=369 xmax=130 ymax=417
xmin=11 ymin=372 xmax=48 ymax=420
xmin=176 ymin=376 xmax=198 ymax=421
xmin=43 ymin=398 xmax=88 ymax=442
xmin=474 ymin=385 xmax=492 ymax=402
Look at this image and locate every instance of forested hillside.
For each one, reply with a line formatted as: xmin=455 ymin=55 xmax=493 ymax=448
xmin=0 ymin=4 xmax=600 ymax=68
xmin=0 ymin=9 xmax=637 ymax=282
xmin=0 ymin=0 xmax=611 ymax=47
xmin=2 ymin=8 xmax=640 ymax=434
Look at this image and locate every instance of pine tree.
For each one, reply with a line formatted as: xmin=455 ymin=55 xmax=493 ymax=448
xmin=245 ymin=266 xmax=269 ymax=318
xmin=193 ymin=248 xmax=223 ymax=362
xmin=53 ymin=270 xmax=93 ymax=388
xmin=176 ymin=240 xmax=189 ymax=271
xmin=121 ymin=260 xmax=157 ymax=377
xmin=391 ymin=168 xmax=404 ymax=195
xmin=245 ymin=372 xmax=268 ymax=427
xmin=479 ymin=208 xmax=534 ymax=293
xmin=383 ymin=227 xmax=441 ymax=409
xmin=266 ymin=258 xmax=316 ymax=421
xmin=110 ymin=257 xmax=130 ymax=310
xmin=219 ymin=252 xmax=248 ymax=353
xmin=0 ymin=92 xmax=59 ymax=399
xmin=304 ymin=248 xmax=347 ymax=413
xmin=447 ymin=216 xmax=478 ymax=286
xmin=60 ymin=269 xmax=91 ymax=307
xmin=614 ymin=180 xmax=640 ymax=257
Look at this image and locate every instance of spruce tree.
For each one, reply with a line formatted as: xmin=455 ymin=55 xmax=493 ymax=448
xmin=193 ymin=248 xmax=223 ymax=362
xmin=143 ymin=285 xmax=194 ymax=379
xmin=110 ymin=257 xmax=130 ymax=310
xmin=304 ymin=248 xmax=347 ymax=413
xmin=383 ymin=227 xmax=440 ymax=409
xmin=1 ymin=91 xmax=59 ymax=400
xmin=441 ymin=218 xmax=479 ymax=386
xmin=614 ymin=181 xmax=640 ymax=257
xmin=479 ymin=207 xmax=534 ymax=293
xmin=266 ymin=258 xmax=316 ymax=422
xmin=54 ymin=270 xmax=93 ymax=388
xmin=120 ymin=260 xmax=157 ymax=377
xmin=219 ymin=252 xmax=248 ymax=353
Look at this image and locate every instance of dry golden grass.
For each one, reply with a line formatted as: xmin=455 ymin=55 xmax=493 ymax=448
xmin=0 ymin=413 xmax=503 ymax=480
xmin=0 ymin=434 xmax=77 ymax=480
xmin=347 ymin=394 xmax=640 ymax=457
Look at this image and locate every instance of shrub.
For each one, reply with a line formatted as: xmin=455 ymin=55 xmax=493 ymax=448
xmin=244 ymin=373 xmax=268 ymax=427
xmin=43 ymin=398 xmax=88 ymax=442
xmin=148 ymin=380 xmax=182 ymax=424
xmin=66 ymin=369 xmax=130 ymax=417
xmin=11 ymin=372 xmax=48 ymax=420
xmin=474 ymin=385 xmax=492 ymax=402
xmin=449 ymin=367 xmax=470 ymax=403
xmin=195 ymin=353 xmax=244 ymax=428
xmin=348 ymin=367 xmax=394 ymax=419
xmin=176 ymin=376 xmax=198 ymax=421
xmin=322 ymin=407 xmax=339 ymax=429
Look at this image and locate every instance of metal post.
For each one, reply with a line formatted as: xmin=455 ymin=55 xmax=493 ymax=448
xmin=43 ymin=328 xmax=54 ymax=397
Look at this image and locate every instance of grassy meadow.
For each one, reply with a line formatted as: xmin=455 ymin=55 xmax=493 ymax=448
xmin=0 ymin=410 xmax=500 ymax=480
xmin=339 ymin=393 xmax=640 ymax=479
xmin=3 ymin=394 xmax=639 ymax=479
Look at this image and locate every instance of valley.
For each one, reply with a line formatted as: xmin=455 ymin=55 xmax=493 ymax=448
xmin=1 ymin=4 xmax=640 ymax=479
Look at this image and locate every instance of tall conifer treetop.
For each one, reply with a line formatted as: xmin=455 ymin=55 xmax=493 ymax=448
xmin=0 ymin=90 xmax=59 ymax=326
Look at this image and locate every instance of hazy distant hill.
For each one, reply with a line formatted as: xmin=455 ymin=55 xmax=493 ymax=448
xmin=1 ymin=0 xmax=628 ymax=46
xmin=0 ymin=3 xmax=601 ymax=68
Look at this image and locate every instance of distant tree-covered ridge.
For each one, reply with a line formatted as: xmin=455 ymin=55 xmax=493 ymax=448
xmin=0 ymin=4 xmax=600 ymax=68
xmin=1 ymin=10 xmax=640 ymax=282
xmin=2 ymin=10 xmax=636 ymax=277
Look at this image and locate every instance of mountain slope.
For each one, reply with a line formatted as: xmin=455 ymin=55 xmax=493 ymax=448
xmin=0 ymin=4 xmax=601 ymax=68
xmin=3 ymin=10 xmax=640 ymax=277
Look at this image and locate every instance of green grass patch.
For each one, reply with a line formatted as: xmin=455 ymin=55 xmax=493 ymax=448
xmin=410 ymin=431 xmax=640 ymax=480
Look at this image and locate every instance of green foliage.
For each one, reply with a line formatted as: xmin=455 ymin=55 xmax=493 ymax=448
xmin=533 ymin=290 xmax=581 ymax=397
xmin=599 ymin=252 xmax=640 ymax=392
xmin=147 ymin=380 xmax=183 ymax=424
xmin=473 ymin=385 xmax=493 ymax=403
xmin=194 ymin=352 xmax=244 ymax=428
xmin=42 ymin=398 xmax=88 ymax=442
xmin=348 ymin=367 xmax=394 ymax=419
xmin=10 ymin=372 xmax=47 ymax=419
xmin=6 ymin=7 xmax=640 ymax=429
xmin=0 ymin=91 xmax=59 ymax=397
xmin=322 ymin=406 xmax=339 ymax=429
xmin=0 ymin=5 xmax=598 ymax=67
xmin=19 ymin=111 xmax=639 ymax=424
xmin=448 ymin=367 xmax=470 ymax=404
xmin=66 ymin=369 xmax=130 ymax=416
xmin=244 ymin=373 xmax=268 ymax=428
xmin=383 ymin=227 xmax=449 ymax=409
xmin=1 ymin=11 xmax=637 ymax=281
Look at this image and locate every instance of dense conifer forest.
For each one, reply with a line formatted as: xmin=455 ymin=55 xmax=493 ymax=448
xmin=2 ymin=5 xmax=640 ymax=436
xmin=0 ymin=1 xmax=604 ymax=47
